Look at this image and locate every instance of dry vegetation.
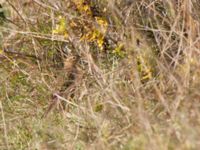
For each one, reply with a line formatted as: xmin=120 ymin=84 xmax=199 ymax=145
xmin=0 ymin=0 xmax=200 ymax=149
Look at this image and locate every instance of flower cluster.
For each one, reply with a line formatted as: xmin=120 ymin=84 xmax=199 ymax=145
xmin=52 ymin=0 xmax=108 ymax=50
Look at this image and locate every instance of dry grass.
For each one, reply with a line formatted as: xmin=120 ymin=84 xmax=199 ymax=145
xmin=0 ymin=0 xmax=200 ymax=149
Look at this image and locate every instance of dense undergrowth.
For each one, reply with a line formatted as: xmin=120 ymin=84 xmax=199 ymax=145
xmin=0 ymin=0 xmax=200 ymax=149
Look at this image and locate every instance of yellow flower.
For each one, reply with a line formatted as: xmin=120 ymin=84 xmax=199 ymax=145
xmin=97 ymin=34 xmax=104 ymax=50
xmin=52 ymin=16 xmax=68 ymax=38
xmin=73 ymin=0 xmax=92 ymax=15
xmin=113 ymin=43 xmax=125 ymax=57
xmin=0 ymin=49 xmax=4 ymax=55
xmin=96 ymin=17 xmax=108 ymax=27
xmin=95 ymin=17 xmax=108 ymax=33
xmin=81 ymin=29 xmax=104 ymax=49
xmin=136 ymin=55 xmax=152 ymax=82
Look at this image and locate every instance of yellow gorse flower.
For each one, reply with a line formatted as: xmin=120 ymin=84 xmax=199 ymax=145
xmin=113 ymin=43 xmax=125 ymax=58
xmin=52 ymin=16 xmax=68 ymax=38
xmin=72 ymin=0 xmax=108 ymax=50
xmin=95 ymin=17 xmax=108 ymax=33
xmin=81 ymin=17 xmax=108 ymax=49
xmin=0 ymin=49 xmax=4 ymax=55
xmin=136 ymin=55 xmax=153 ymax=82
xmin=72 ymin=0 xmax=92 ymax=15
xmin=81 ymin=29 xmax=105 ymax=50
